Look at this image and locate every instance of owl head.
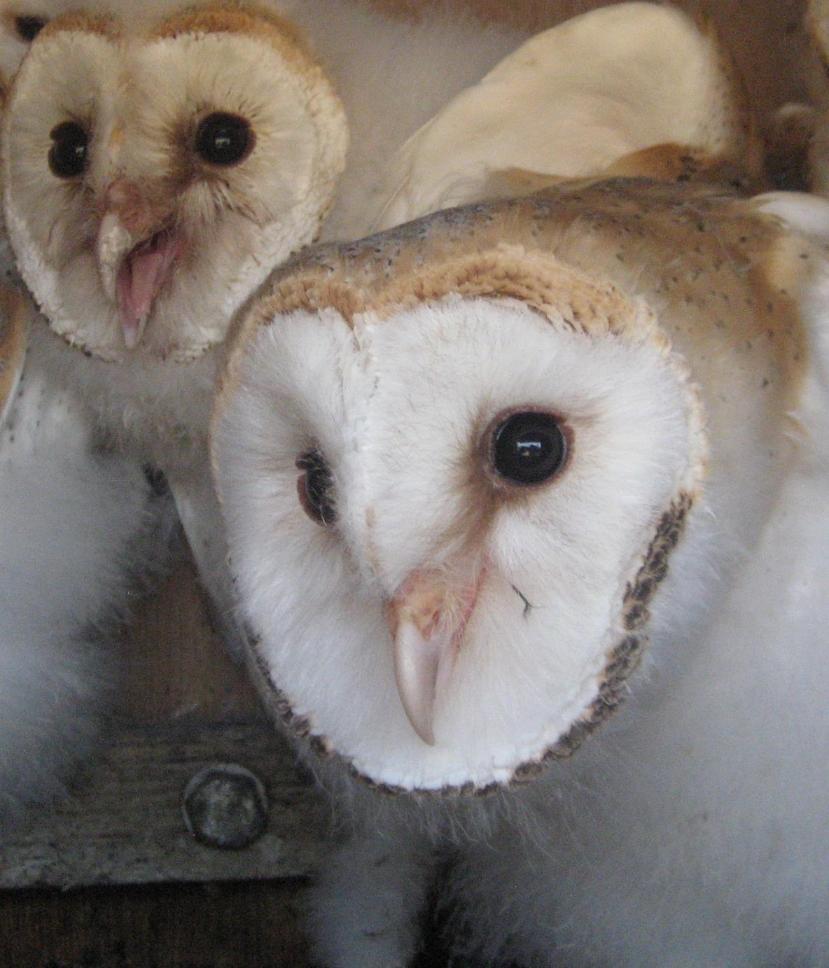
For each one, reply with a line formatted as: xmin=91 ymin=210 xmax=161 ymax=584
xmin=209 ymin=182 xmax=734 ymax=794
xmin=2 ymin=4 xmax=348 ymax=362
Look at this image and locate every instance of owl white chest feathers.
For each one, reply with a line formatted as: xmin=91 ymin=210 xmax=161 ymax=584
xmin=212 ymin=180 xmax=829 ymax=965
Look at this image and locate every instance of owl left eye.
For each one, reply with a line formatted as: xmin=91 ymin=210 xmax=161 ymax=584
xmin=296 ymin=450 xmax=337 ymax=526
xmin=48 ymin=122 xmax=89 ymax=179
xmin=195 ymin=113 xmax=254 ymax=167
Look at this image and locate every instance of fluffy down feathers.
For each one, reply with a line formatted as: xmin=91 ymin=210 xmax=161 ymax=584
xmin=0 ymin=295 xmax=171 ymax=821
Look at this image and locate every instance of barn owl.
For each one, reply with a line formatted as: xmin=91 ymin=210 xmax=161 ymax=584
xmin=0 ymin=286 xmax=169 ymax=823
xmin=212 ymin=179 xmax=829 ymax=966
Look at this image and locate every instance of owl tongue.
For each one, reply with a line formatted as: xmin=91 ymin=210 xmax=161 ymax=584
xmin=116 ymin=230 xmax=181 ymax=349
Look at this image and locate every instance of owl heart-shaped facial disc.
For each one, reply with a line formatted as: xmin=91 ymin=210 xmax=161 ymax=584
xmin=2 ymin=6 xmax=347 ymax=363
xmin=213 ymin=188 xmax=711 ymax=795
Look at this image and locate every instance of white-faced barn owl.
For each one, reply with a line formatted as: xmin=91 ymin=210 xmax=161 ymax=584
xmin=0 ymin=285 xmax=168 ymax=823
xmin=211 ymin=178 xmax=829 ymax=967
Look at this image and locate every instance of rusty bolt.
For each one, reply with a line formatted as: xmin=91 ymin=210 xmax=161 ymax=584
xmin=182 ymin=764 xmax=268 ymax=850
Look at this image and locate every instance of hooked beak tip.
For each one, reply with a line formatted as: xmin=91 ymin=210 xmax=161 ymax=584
xmin=392 ymin=617 xmax=440 ymax=747
xmin=122 ymin=314 xmax=147 ymax=350
xmin=96 ymin=211 xmax=133 ymax=303
xmin=388 ymin=564 xmax=484 ymax=747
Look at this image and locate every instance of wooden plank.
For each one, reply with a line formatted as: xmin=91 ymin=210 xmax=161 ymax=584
xmin=0 ymin=878 xmax=471 ymax=968
xmin=120 ymin=560 xmax=264 ymax=724
xmin=0 ymin=880 xmax=314 ymax=968
xmin=0 ymin=721 xmax=329 ymax=890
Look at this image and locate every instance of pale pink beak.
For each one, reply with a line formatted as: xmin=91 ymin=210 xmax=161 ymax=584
xmin=387 ymin=566 xmax=483 ymax=746
xmin=95 ymin=179 xmax=182 ymax=350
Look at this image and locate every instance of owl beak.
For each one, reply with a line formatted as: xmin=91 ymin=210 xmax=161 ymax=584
xmin=96 ymin=184 xmax=182 ymax=350
xmin=97 ymin=211 xmax=133 ymax=304
xmin=387 ymin=567 xmax=482 ymax=746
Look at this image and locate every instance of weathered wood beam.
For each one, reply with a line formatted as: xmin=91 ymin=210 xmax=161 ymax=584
xmin=0 ymin=721 xmax=329 ymax=891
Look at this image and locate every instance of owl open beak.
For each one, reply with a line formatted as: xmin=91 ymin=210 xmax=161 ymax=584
xmin=387 ymin=567 xmax=482 ymax=746
xmin=97 ymin=211 xmax=183 ymax=350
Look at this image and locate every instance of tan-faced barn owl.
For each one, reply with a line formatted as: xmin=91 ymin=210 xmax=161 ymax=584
xmin=0 ymin=284 xmax=170 ymax=823
xmin=1 ymin=1 xmax=759 ymax=644
xmin=211 ymin=177 xmax=829 ymax=967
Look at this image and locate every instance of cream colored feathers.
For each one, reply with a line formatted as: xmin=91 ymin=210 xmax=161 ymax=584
xmin=1 ymin=2 xmax=350 ymax=634
xmin=0 ymin=0 xmax=533 ymax=636
xmin=374 ymin=2 xmax=760 ymax=229
xmin=0 ymin=287 xmax=170 ymax=820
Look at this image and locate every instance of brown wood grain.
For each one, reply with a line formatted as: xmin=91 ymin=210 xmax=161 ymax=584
xmin=120 ymin=559 xmax=263 ymax=724
xmin=0 ymin=880 xmax=313 ymax=968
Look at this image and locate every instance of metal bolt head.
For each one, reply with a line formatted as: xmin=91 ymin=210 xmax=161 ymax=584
xmin=182 ymin=764 xmax=268 ymax=850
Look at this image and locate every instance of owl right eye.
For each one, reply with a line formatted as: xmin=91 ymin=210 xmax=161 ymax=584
xmin=296 ymin=450 xmax=337 ymax=526
xmin=491 ymin=410 xmax=568 ymax=486
xmin=194 ymin=113 xmax=254 ymax=167
xmin=48 ymin=122 xmax=89 ymax=179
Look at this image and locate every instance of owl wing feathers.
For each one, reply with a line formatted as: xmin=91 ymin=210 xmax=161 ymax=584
xmin=373 ymin=1 xmax=757 ymax=230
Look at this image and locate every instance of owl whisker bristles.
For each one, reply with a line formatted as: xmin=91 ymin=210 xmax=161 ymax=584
xmin=510 ymin=584 xmax=534 ymax=619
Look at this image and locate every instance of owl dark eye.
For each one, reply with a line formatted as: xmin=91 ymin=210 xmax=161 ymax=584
xmin=15 ymin=15 xmax=46 ymax=42
xmin=296 ymin=450 xmax=336 ymax=526
xmin=195 ymin=113 xmax=254 ymax=167
xmin=492 ymin=411 xmax=568 ymax=486
xmin=48 ymin=121 xmax=89 ymax=179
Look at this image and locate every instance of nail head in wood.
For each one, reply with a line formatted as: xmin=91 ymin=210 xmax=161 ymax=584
xmin=182 ymin=764 xmax=269 ymax=850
